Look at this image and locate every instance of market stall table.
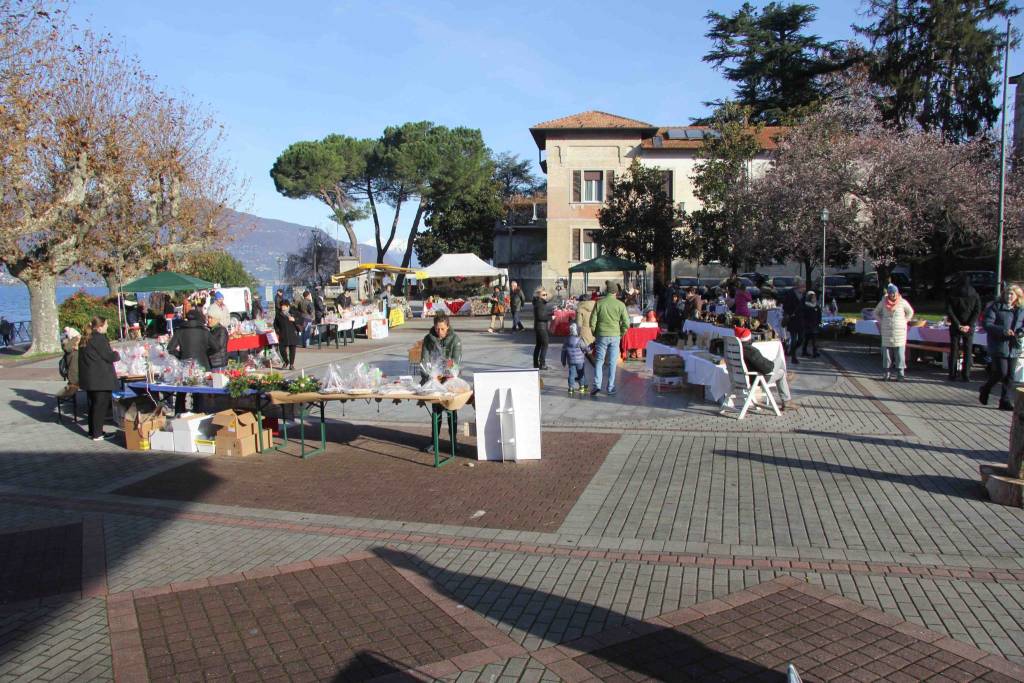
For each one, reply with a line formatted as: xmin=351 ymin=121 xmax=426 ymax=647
xmin=644 ymin=340 xmax=790 ymax=406
xmin=266 ymin=389 xmax=474 ymax=466
xmin=621 ymin=326 xmax=660 ymax=360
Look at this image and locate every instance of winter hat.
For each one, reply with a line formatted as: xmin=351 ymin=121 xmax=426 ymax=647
xmin=569 ymin=322 xmax=580 ymax=336
xmin=61 ymin=327 xmax=81 ymax=341
xmin=886 ymin=283 xmax=899 ymax=295
xmin=733 ymin=326 xmax=751 ymax=341
xmin=213 ymin=291 xmax=224 ymax=300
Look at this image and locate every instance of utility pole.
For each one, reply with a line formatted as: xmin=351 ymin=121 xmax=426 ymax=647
xmin=820 ymin=208 xmax=829 ymax=305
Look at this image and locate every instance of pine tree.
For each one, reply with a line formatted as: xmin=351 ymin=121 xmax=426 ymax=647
xmin=703 ymin=2 xmax=859 ymax=124
xmin=856 ymin=0 xmax=1017 ymax=142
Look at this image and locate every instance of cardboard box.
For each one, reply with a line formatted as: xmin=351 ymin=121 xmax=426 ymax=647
xmin=169 ymin=413 xmax=213 ymax=454
xmin=215 ymin=433 xmax=257 ymax=457
xmin=211 ymin=410 xmax=258 ymax=439
xmin=368 ymin=319 xmax=389 ymax=339
xmin=195 ymin=438 xmax=216 ymax=455
xmin=150 ymin=430 xmax=175 ymax=452
xmin=122 ymin=413 xmax=165 ymax=451
xmin=257 ymin=428 xmax=274 ymax=452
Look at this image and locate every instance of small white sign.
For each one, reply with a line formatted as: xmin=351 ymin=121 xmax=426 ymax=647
xmin=473 ymin=369 xmax=542 ymax=461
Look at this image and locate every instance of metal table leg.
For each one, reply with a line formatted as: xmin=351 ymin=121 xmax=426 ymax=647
xmin=278 ymin=400 xmax=327 ymax=459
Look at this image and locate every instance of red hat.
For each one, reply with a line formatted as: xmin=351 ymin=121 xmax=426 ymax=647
xmin=733 ymin=326 xmax=751 ymax=341
xmin=645 ymin=310 xmax=658 ymax=322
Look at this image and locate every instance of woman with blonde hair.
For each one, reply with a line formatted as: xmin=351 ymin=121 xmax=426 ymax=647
xmin=77 ymin=317 xmax=120 ymax=440
xmin=980 ymin=283 xmax=1024 ymax=410
xmin=532 ymin=287 xmax=552 ymax=369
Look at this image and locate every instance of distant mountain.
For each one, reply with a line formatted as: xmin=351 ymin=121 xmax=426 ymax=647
xmin=222 ymin=209 xmax=408 ymax=284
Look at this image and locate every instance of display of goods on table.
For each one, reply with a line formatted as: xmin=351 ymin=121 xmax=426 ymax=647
xmin=548 ymin=308 xmax=576 ymax=336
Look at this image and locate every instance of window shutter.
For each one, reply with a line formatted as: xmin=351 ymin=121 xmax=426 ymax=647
xmin=662 ymin=170 xmax=673 ymax=200
xmin=572 ymin=229 xmax=581 ymax=261
xmin=606 ymin=170 xmax=615 ymax=199
xmin=572 ymin=171 xmax=582 ymax=202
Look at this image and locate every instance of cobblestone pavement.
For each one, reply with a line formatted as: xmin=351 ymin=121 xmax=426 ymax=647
xmin=1 ymin=321 xmax=1023 ymax=681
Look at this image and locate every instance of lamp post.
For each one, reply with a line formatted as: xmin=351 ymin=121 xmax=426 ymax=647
xmin=996 ymin=14 xmax=1011 ymax=299
xmin=820 ymin=208 xmax=829 ymax=306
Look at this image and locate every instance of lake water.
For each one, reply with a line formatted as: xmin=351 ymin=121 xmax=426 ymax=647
xmin=0 ymin=284 xmax=109 ymax=322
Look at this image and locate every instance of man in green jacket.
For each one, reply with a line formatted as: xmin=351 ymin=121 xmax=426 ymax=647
xmin=590 ymin=287 xmax=630 ymax=396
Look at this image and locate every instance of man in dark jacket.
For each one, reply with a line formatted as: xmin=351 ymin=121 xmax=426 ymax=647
xmin=313 ymin=288 xmax=326 ymax=324
xmin=735 ymin=326 xmax=775 ymax=376
xmin=781 ymin=279 xmax=806 ymax=364
xmin=298 ymin=291 xmax=315 ymax=347
xmin=274 ymin=301 xmax=301 ymax=370
xmin=509 ymin=281 xmax=526 ymax=331
xmin=664 ymin=291 xmax=685 ymax=333
xmin=946 ymin=275 xmax=982 ymax=381
xmin=168 ymin=309 xmax=215 ymax=370
xmin=532 ymin=288 xmax=553 ymax=370
xmin=208 ymin=323 xmax=229 ymax=370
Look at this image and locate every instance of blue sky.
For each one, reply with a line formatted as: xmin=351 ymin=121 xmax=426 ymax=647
xmin=71 ymin=0 xmax=1024 ymax=254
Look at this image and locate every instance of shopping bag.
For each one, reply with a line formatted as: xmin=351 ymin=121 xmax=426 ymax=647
xmin=264 ymin=331 xmax=278 ymax=345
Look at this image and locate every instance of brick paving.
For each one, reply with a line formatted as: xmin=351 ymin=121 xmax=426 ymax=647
xmin=1 ymin=327 xmax=1024 ymax=679
xmin=0 ymin=523 xmax=82 ymax=604
xmin=115 ymin=431 xmax=617 ymax=532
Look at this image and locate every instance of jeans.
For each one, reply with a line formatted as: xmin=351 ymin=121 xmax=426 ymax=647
xmin=512 ymin=310 xmax=522 ymax=329
xmin=567 ymin=363 xmax=585 ymax=390
xmin=86 ymin=390 xmax=111 ymax=438
xmin=981 ymin=356 xmax=1018 ymax=406
xmin=300 ymin=321 xmax=313 ymax=347
xmin=801 ymin=333 xmax=819 ymax=356
xmin=533 ymin=326 xmax=549 ymax=368
xmin=949 ymin=330 xmax=973 ymax=377
xmin=882 ymin=345 xmax=906 ymax=372
xmin=593 ymin=336 xmax=620 ymax=392
xmin=788 ymin=330 xmax=804 ymax=358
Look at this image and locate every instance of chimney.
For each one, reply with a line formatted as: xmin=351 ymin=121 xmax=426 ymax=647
xmin=1010 ymin=73 xmax=1024 ymax=159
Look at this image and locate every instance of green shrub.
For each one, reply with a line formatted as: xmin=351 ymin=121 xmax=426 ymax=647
xmin=59 ymin=291 xmax=120 ymax=340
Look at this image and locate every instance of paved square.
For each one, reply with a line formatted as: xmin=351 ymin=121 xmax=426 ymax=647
xmin=115 ymin=430 xmax=617 ymax=532
xmin=132 ymin=556 xmax=485 ymax=681
xmin=0 ymin=523 xmax=82 ymax=604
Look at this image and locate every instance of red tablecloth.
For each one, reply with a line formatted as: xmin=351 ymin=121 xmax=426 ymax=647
xmin=548 ymin=309 xmax=576 ymax=336
xmin=620 ymin=326 xmax=660 ymax=359
xmin=227 ymin=332 xmax=273 ymax=353
xmin=447 ymin=300 xmax=466 ymax=315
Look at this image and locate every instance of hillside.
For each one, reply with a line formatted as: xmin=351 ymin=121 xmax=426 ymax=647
xmin=222 ymin=209 xmax=407 ymax=284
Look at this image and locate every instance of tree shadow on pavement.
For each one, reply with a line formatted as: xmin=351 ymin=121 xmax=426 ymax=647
xmin=372 ymin=547 xmax=783 ymax=682
xmin=792 ymin=430 xmax=1005 ymax=463
xmin=715 ymin=448 xmax=988 ymax=500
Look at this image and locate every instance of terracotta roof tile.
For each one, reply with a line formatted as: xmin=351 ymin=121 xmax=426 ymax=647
xmin=531 ymin=110 xmax=655 ymax=130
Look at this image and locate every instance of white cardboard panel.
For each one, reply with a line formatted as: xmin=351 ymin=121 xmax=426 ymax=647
xmin=473 ymin=369 xmax=542 ymax=461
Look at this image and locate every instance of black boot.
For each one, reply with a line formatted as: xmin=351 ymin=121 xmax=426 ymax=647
xmin=979 ymin=387 xmax=990 ymax=406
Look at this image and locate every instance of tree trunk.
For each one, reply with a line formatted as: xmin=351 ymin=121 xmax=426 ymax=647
xmin=23 ymin=273 xmax=61 ymax=355
xmin=653 ymin=256 xmax=671 ymax=294
xmin=103 ymin=271 xmax=120 ymax=296
xmin=395 ymin=201 xmax=425 ymax=290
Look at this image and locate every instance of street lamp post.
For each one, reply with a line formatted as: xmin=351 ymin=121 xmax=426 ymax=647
xmin=996 ymin=14 xmax=1011 ymax=299
xmin=820 ymin=208 xmax=829 ymax=307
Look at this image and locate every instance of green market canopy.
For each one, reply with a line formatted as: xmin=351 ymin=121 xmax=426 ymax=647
xmin=120 ymin=272 xmax=214 ymax=293
xmin=568 ymin=254 xmax=647 ymax=297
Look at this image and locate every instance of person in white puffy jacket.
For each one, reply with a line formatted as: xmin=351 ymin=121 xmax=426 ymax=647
xmin=873 ymin=283 xmax=915 ymax=381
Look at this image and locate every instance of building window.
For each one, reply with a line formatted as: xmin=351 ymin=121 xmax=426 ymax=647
xmin=583 ymin=171 xmax=603 ymax=202
xmin=574 ymin=229 xmax=601 ymax=261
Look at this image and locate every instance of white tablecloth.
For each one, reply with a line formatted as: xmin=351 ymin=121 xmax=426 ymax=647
xmin=854 ymin=321 xmax=987 ymax=347
xmin=645 ymin=340 xmax=790 ymax=404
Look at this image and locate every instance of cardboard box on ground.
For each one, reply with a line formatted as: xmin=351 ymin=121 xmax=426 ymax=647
xmin=120 ymin=393 xmax=270 ymax=456
xmin=211 ymin=409 xmax=271 ymax=457
xmin=121 ymin=398 xmax=166 ymax=451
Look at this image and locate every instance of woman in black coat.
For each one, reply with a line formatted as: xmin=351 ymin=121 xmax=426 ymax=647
xmin=208 ymin=323 xmax=229 ymax=370
xmin=77 ymin=317 xmax=120 ymax=440
xmin=274 ymin=301 xmax=301 ymax=370
xmin=167 ymin=309 xmax=214 ymax=370
xmin=532 ymin=289 xmax=553 ymax=370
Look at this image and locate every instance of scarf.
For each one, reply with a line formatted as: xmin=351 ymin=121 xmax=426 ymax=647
xmin=884 ymin=295 xmax=900 ymax=312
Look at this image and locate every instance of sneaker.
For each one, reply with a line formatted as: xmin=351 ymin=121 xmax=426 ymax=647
xmin=607 ymin=388 xmax=617 ymax=396
xmin=897 ymin=373 xmax=905 ymax=382
xmin=980 ymin=387 xmax=990 ymax=406
xmin=568 ymin=388 xmax=576 ymax=396
xmin=590 ymin=387 xmax=600 ymax=397
xmin=883 ymin=372 xmax=891 ymax=381
xmin=999 ymin=403 xmax=1014 ymax=411
xmin=487 ymin=328 xmax=494 ymax=334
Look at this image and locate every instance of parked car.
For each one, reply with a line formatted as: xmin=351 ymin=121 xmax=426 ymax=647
xmin=837 ymin=271 xmax=866 ymax=291
xmin=767 ymin=275 xmax=800 ymax=299
xmin=740 ymin=272 xmax=770 ymax=287
xmin=698 ymin=278 xmax=721 ymax=297
xmin=944 ymin=270 xmax=997 ymax=301
xmin=860 ymin=271 xmax=915 ymax=302
xmin=719 ymin=276 xmax=760 ymax=299
xmin=815 ymin=275 xmax=857 ymax=303
xmin=674 ymin=276 xmax=700 ymax=288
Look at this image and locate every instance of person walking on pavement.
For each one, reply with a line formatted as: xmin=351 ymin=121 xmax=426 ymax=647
xmin=874 ymin=283 xmax=915 ymax=381
xmin=77 ymin=317 xmax=120 ymax=441
xmin=509 ymin=281 xmax=526 ymax=331
xmin=532 ymin=288 xmax=552 ymax=370
xmin=487 ymin=285 xmax=506 ymax=333
xmin=590 ymin=284 xmax=630 ymax=396
xmin=946 ymin=274 xmax=982 ymax=381
xmin=781 ymin=279 xmax=806 ymax=364
xmin=979 ymin=284 xmax=1024 ymax=410
xmin=298 ymin=290 xmax=315 ymax=347
xmin=274 ymin=300 xmax=301 ymax=370
xmin=800 ymin=291 xmax=822 ymax=358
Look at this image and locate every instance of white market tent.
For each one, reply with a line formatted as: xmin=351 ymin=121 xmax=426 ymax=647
xmin=419 ymin=253 xmax=506 ymax=281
